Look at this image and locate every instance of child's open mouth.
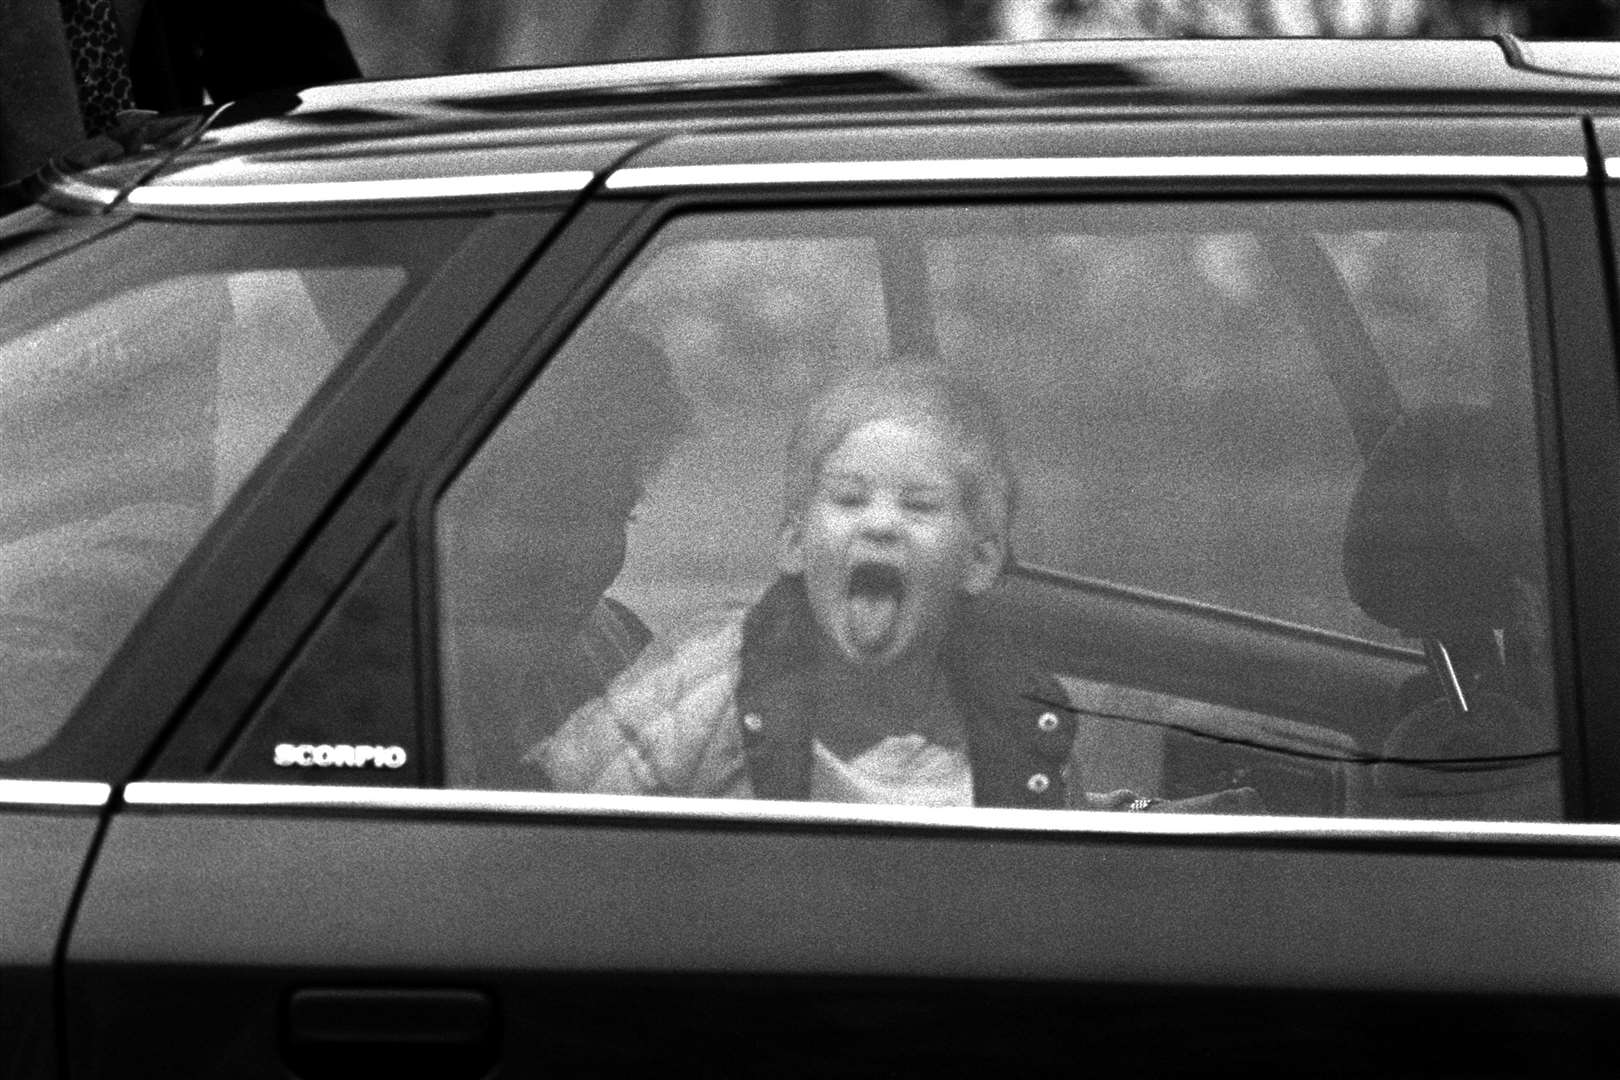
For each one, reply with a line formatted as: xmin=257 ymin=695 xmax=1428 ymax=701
xmin=845 ymin=561 xmax=907 ymax=655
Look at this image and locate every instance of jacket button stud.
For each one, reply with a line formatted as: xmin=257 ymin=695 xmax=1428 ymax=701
xmin=1037 ymin=712 xmax=1060 ymax=732
xmin=742 ymin=712 xmax=764 ymax=733
xmin=1026 ymin=773 xmax=1051 ymax=794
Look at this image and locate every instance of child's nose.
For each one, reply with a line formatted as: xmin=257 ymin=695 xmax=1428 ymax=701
xmin=858 ymin=498 xmax=904 ymax=538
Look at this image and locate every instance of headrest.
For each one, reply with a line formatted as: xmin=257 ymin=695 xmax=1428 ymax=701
xmin=1342 ymin=406 xmax=1540 ymax=636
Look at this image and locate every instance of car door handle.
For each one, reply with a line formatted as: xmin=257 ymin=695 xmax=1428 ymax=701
xmin=284 ymin=987 xmax=498 ymax=1080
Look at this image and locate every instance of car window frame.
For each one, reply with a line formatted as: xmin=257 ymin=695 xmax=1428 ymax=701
xmin=420 ymin=175 xmax=1597 ymax=823
xmin=140 ymin=201 xmax=635 ymax=783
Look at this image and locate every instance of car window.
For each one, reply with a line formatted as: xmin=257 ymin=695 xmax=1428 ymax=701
xmin=435 ymin=201 xmax=1560 ymax=822
xmin=0 ymin=216 xmax=476 ymax=764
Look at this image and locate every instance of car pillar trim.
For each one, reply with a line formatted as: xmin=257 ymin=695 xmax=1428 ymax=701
xmin=122 ymin=170 xmax=597 ymax=208
xmin=0 ymin=779 xmax=113 ymax=808
xmin=121 ymin=781 xmax=1620 ymax=847
xmin=604 ymin=155 xmax=1588 ymax=190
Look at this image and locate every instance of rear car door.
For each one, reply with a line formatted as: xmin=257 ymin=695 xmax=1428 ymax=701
xmin=59 ymin=115 xmax=1620 ymax=1077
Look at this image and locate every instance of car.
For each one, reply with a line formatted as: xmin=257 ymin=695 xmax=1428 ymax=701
xmin=7 ymin=33 xmax=1620 ymax=1078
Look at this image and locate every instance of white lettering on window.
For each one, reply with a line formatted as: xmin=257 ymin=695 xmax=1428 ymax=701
xmin=272 ymin=743 xmax=408 ymax=769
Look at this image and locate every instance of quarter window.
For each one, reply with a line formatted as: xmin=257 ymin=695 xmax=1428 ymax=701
xmin=0 ymin=217 xmax=474 ymax=763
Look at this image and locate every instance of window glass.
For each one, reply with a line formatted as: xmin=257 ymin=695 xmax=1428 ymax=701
xmin=0 ymin=217 xmax=473 ymax=761
xmin=437 ymin=202 xmax=1558 ymax=822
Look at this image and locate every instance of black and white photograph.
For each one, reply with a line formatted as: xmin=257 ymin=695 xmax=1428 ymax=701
xmin=4 ymin=1 xmax=1620 ymax=1075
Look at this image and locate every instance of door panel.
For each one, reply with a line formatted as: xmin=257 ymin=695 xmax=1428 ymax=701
xmin=1 ymin=805 xmax=104 ymax=1079
xmin=63 ymin=800 xmax=1620 ymax=1075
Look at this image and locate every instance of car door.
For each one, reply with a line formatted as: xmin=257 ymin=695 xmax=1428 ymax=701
xmin=61 ymin=118 xmax=1620 ymax=1077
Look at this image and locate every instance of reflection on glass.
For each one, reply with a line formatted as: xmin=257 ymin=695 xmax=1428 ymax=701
xmin=0 ymin=218 xmax=462 ymax=760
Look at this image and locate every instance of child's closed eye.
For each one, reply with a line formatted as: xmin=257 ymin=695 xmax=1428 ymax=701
xmin=824 ymin=483 xmax=868 ymax=508
xmin=901 ymin=488 xmax=951 ymax=513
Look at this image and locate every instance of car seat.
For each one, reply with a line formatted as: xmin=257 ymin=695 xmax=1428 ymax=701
xmin=1341 ymin=405 xmax=1559 ymax=820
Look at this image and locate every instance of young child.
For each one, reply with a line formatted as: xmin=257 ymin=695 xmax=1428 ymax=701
xmin=531 ymin=364 xmax=1256 ymax=812
xmin=530 ymin=362 xmax=1064 ymax=807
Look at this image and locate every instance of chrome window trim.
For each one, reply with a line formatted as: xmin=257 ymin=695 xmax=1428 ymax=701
xmin=123 ymin=781 xmax=1619 ymax=846
xmin=122 ymin=171 xmax=596 ymax=208
xmin=605 ymin=155 xmax=1588 ymax=190
xmin=0 ymin=779 xmax=113 ymax=808
xmin=43 ymin=174 xmax=123 ymax=209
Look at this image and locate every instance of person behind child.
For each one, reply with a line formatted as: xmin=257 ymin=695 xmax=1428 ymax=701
xmin=438 ymin=326 xmax=694 ymax=789
xmin=532 ymin=362 xmax=1258 ymax=813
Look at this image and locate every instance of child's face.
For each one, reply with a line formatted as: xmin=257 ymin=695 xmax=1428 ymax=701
xmin=779 ymin=418 xmax=1003 ymax=666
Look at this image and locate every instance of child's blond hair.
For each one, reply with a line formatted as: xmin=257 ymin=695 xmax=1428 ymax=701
xmin=782 ymin=362 xmax=1017 ymax=544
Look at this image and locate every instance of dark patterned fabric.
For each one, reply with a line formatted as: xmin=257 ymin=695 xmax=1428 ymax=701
xmin=523 ymin=597 xmax=655 ymax=751
xmin=130 ymin=0 xmax=361 ymax=112
xmin=57 ymin=0 xmax=134 ymax=137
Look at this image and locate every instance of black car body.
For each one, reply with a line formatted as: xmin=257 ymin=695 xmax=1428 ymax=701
xmin=7 ymin=36 xmax=1620 ymax=1077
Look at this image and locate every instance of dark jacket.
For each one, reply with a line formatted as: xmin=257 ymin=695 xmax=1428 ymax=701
xmin=127 ymin=0 xmax=359 ymax=113
xmin=533 ymin=575 xmax=1084 ymax=809
xmin=736 ymin=576 xmax=1080 ymax=809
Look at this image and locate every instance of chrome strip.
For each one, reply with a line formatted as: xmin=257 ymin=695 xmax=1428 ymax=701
xmin=123 ymin=781 xmax=1619 ymax=846
xmin=0 ymin=779 xmax=113 ymax=808
xmin=44 ymin=174 xmax=123 ymax=209
xmin=124 ymin=171 xmax=596 ymax=208
xmin=606 ymin=155 xmax=1587 ymax=190
xmin=292 ymin=40 xmax=1509 ymax=110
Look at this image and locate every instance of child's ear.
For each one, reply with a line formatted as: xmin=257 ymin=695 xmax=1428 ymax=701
xmin=776 ymin=518 xmax=806 ymax=575
xmin=961 ymin=534 xmax=1005 ymax=597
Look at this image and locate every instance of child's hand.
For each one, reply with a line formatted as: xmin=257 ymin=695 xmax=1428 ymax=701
xmin=1146 ymin=787 xmax=1266 ymax=815
xmin=1080 ymin=787 xmax=1267 ymax=814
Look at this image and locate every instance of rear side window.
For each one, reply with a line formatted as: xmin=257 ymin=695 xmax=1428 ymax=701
xmin=436 ymin=201 xmax=1558 ymax=822
xmin=0 ymin=217 xmax=474 ymax=763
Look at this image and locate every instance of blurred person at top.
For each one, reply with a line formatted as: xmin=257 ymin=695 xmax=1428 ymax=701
xmin=0 ymin=0 xmax=360 ymax=190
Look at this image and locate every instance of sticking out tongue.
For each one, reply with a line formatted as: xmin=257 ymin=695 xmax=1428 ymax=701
xmin=845 ymin=563 xmax=906 ymax=655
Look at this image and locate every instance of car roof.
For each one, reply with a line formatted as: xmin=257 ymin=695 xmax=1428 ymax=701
xmin=46 ymin=37 xmax=1620 ymax=213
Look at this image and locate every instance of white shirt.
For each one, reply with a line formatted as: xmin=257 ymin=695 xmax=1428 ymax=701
xmin=810 ymin=733 xmax=974 ymax=807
